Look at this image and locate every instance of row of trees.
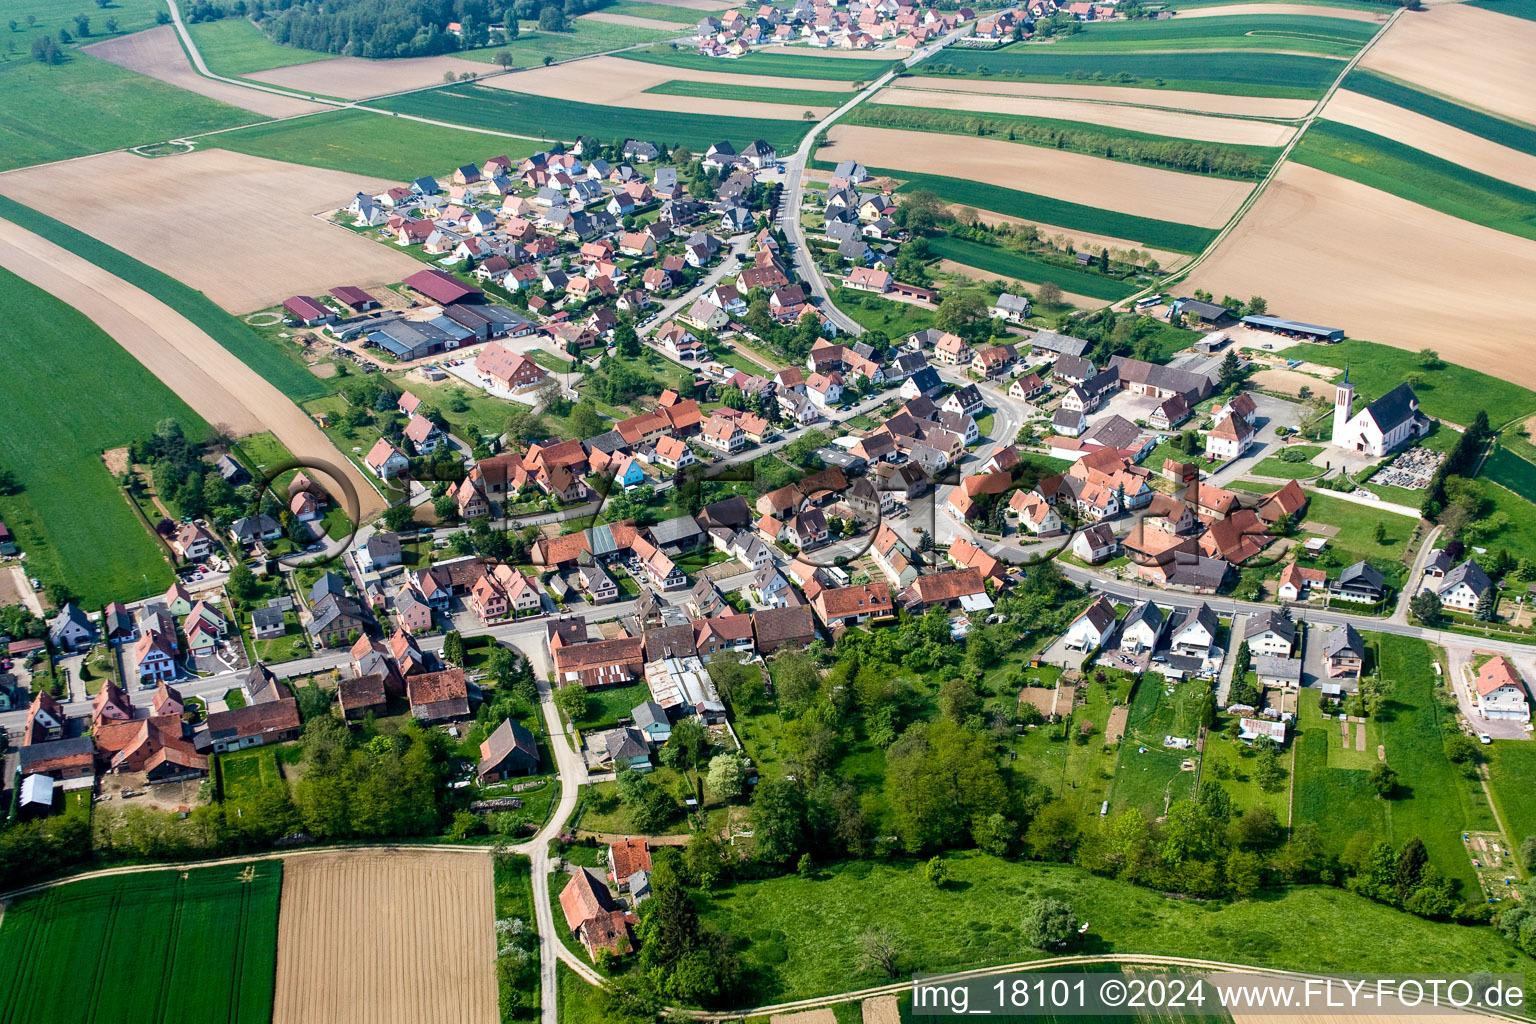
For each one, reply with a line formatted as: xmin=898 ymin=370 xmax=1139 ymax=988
xmin=258 ymin=0 xmax=600 ymax=59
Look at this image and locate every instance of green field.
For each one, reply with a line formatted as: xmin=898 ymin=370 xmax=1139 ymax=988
xmin=646 ymin=78 xmax=855 ymax=108
xmin=1456 ymin=477 xmax=1536 ymax=564
xmin=1046 ymin=14 xmax=1379 ymax=57
xmin=187 ymin=17 xmax=334 ymax=76
xmin=844 ymin=103 xmax=1281 ymax=180
xmin=700 ymin=854 xmax=1534 ymax=1003
xmin=1341 ymin=71 xmax=1536 ymax=159
xmin=220 ymin=746 xmax=285 ymax=802
xmin=1292 ymin=120 xmax=1536 ymax=242
xmin=1481 ymin=445 xmax=1536 ymax=504
xmin=599 ymin=1 xmax=719 ymax=23
xmin=0 ymin=267 xmax=204 ymax=605
xmin=836 ymin=166 xmax=1218 ymax=254
xmin=1109 ymin=675 xmax=1207 ymax=817
xmin=1487 ymin=740 xmax=1536 ymax=846
xmin=0 ymin=863 xmax=281 ymax=1024
xmin=378 ymin=84 xmax=809 ymax=153
xmin=1273 ymin=338 xmax=1536 ymax=426
xmin=460 ymin=18 xmax=678 ymax=65
xmin=913 ymin=48 xmax=1346 ymax=98
xmin=927 ymin=235 xmax=1139 ymax=301
xmin=620 ymin=45 xmax=899 ymax=81
xmin=1250 ymin=445 xmax=1326 ymax=479
xmin=2 ymin=0 xmax=168 ymax=37
xmin=0 ymin=196 xmax=327 ymax=401
xmin=0 ymin=50 xmax=261 ymax=173
xmin=830 ymin=285 xmax=938 ymax=337
xmin=1469 ymin=0 xmax=1536 ymax=19
xmin=214 ymin=108 xmax=540 ymax=179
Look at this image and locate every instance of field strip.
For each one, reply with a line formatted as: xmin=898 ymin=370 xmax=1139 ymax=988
xmin=1183 ymin=161 xmax=1536 ymax=389
xmin=243 ymin=53 xmax=501 ymax=99
xmin=937 ymin=206 xmax=1189 ymax=270
xmin=892 ymin=76 xmax=1315 ymax=119
xmin=579 ymin=10 xmax=688 ymax=29
xmin=936 ymin=258 xmax=1106 ymax=309
xmin=820 ymin=124 xmax=1253 ymax=228
xmin=1358 ymin=3 xmax=1536 ymax=127
xmin=0 ymin=219 xmax=386 ymax=518
xmin=1172 ymin=2 xmax=1390 ymax=22
xmin=1322 ymin=89 xmax=1536 ymax=191
xmin=82 ymin=25 xmax=326 ymax=119
xmin=871 ymin=87 xmax=1298 ymax=146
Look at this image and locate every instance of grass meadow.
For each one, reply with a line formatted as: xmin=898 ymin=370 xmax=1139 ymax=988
xmin=926 ymin=235 xmax=1139 ymax=302
xmin=914 ymin=49 xmax=1345 ymax=98
xmin=598 ymin=1 xmax=716 ymax=24
xmin=378 ymin=84 xmax=810 ymax=153
xmin=1342 ymin=70 xmax=1536 ymax=159
xmin=847 ymin=167 xmax=1219 ymax=254
xmin=219 ymin=746 xmax=285 ymax=802
xmin=1487 ymin=740 xmax=1536 ymax=846
xmin=0 ymin=267 xmax=203 ymax=606
xmin=1109 ymin=675 xmax=1206 ymax=817
xmin=0 ymin=195 xmax=328 ymax=402
xmin=645 ymin=78 xmax=854 ymax=108
xmin=0 ymin=50 xmax=259 ymax=173
xmin=460 ymin=18 xmax=678 ymax=65
xmin=213 ymin=108 xmax=541 ymax=180
xmin=1481 ymin=446 xmax=1536 ymax=504
xmin=699 ymin=853 xmax=1534 ymax=1003
xmin=0 ymin=863 xmax=281 ymax=1024
xmin=1292 ymin=120 xmax=1536 ymax=242
xmin=186 ymin=17 xmax=333 ymax=76
xmin=829 ymin=286 xmax=938 ymax=337
xmin=1274 ymin=338 xmax=1536 ymax=426
xmin=1469 ymin=0 xmax=1536 ymax=19
xmin=1048 ymin=14 xmax=1379 ymax=57
xmin=620 ymin=45 xmax=900 ymax=81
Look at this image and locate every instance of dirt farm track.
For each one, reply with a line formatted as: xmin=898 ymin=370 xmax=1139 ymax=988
xmin=274 ymin=850 xmax=497 ymax=1024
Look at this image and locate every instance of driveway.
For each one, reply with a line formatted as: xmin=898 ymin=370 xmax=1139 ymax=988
xmin=1445 ymin=645 xmax=1531 ymax=740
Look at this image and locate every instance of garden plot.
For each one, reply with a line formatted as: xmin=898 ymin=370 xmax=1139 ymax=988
xmin=274 ymin=850 xmax=496 ymax=1024
xmin=0 ymin=148 xmax=416 ymax=314
xmin=1184 ymin=162 xmax=1536 ymax=388
xmin=875 ymin=84 xmax=1299 ymax=146
xmin=819 ymin=125 xmax=1254 ymax=228
xmin=894 ymin=75 xmax=1315 ymax=118
xmin=83 ymin=25 xmax=325 ymax=119
xmin=1321 ymin=89 xmax=1536 ymax=192
xmin=1358 ymin=3 xmax=1536 ymax=127
xmin=481 ymin=55 xmax=849 ymax=120
xmin=242 ymin=53 xmax=496 ymax=99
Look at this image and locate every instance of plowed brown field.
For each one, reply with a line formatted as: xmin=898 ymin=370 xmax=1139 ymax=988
xmin=274 ymin=850 xmax=496 ymax=1024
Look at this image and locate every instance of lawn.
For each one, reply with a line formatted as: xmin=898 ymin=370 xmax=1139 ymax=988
xmin=494 ymin=854 xmax=540 ymax=1023
xmin=600 ymin=0 xmax=722 ymax=23
xmin=1487 ymin=740 xmax=1536 ymax=847
xmin=0 ymin=267 xmax=203 ymax=606
xmin=1250 ymin=445 xmax=1325 ymax=479
xmin=1047 ymin=14 xmax=1378 ymax=57
xmin=913 ymin=48 xmax=1346 ymax=99
xmin=0 ymin=49 xmax=261 ymax=173
xmin=829 ymin=286 xmax=936 ymax=337
xmin=219 ymin=746 xmax=284 ymax=802
xmin=230 ymin=431 xmax=300 ymax=482
xmin=927 ymin=235 xmax=1139 ymax=302
xmin=1341 ymin=70 xmax=1536 ymax=159
xmin=186 ymin=17 xmax=334 ymax=76
xmin=0 ymin=862 xmax=281 ymax=1024
xmin=620 ymin=45 xmax=899 ymax=81
xmin=393 ymin=376 xmax=518 ymax=444
xmin=568 ymin=680 xmax=651 ymax=733
xmin=556 ymin=963 xmax=605 ymax=1024
xmin=1273 ymin=338 xmax=1536 ymax=427
xmin=1482 ymin=446 xmax=1536 ymax=505
xmin=1455 ymin=477 xmax=1536 ymax=564
xmin=1292 ymin=120 xmax=1536 ymax=243
xmin=1256 ymin=487 xmax=1414 ymax=582
xmin=2 ymin=0 xmax=168 ymax=37
xmin=699 ymin=853 xmax=1535 ymax=1004
xmin=1009 ymin=669 xmax=1126 ymax=820
xmin=213 ymin=107 xmax=541 ymax=180
xmin=0 ymin=196 xmax=327 ymax=401
xmin=377 ymin=84 xmax=810 ymax=154
xmin=855 ymin=167 xmax=1217 ymax=254
xmin=1201 ymin=726 xmax=1292 ymax=822
xmin=645 ymin=78 xmax=856 ymax=108
xmin=1109 ymin=674 xmax=1206 ymax=817
xmin=460 ymin=18 xmax=678 ymax=65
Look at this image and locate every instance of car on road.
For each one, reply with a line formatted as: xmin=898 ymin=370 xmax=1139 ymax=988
xmin=1479 ymin=733 xmax=1493 ymax=744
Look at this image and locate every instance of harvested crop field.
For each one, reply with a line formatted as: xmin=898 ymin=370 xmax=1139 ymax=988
xmin=0 ymin=220 xmax=385 ymax=518
xmin=876 ymin=85 xmax=1297 ymax=146
xmin=1174 ymin=2 xmax=1388 ymax=21
xmin=892 ymin=75 xmax=1316 ymax=119
xmin=83 ymin=25 xmax=325 ymax=119
xmin=275 ymin=850 xmax=496 ymax=1024
xmin=1252 ymin=367 xmax=1327 ymax=396
xmin=579 ymin=9 xmax=685 ymax=28
xmin=819 ymin=125 xmax=1253 ymax=227
xmin=1185 ymin=161 xmax=1536 ymax=388
xmin=482 ymin=54 xmax=847 ymax=119
xmin=1358 ymin=3 xmax=1536 ymax=127
xmin=243 ymin=53 xmax=497 ymax=99
xmin=1320 ymin=89 xmax=1536 ymax=191
xmin=0 ymin=148 xmax=416 ymax=313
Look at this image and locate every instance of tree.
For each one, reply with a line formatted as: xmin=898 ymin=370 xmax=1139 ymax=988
xmin=1417 ymin=348 xmax=1441 ymax=368
xmin=1218 ymin=349 xmax=1244 ymax=392
xmin=380 ymin=502 xmax=415 ymax=532
xmin=493 ymin=50 xmax=513 ymax=69
xmin=538 ymin=4 xmax=565 ymax=31
xmin=1474 ymin=586 xmax=1497 ymax=622
xmin=1520 ymin=835 xmax=1536 ymax=872
xmin=105 ymin=14 xmax=117 ymax=31
xmin=1373 ymin=521 xmax=1387 ymax=545
xmin=1247 ymin=295 xmax=1267 ymax=316
xmin=555 ymin=682 xmax=589 ymax=722
xmin=1034 ymin=281 xmax=1062 ymax=310
xmin=1021 ymin=897 xmax=1078 ymax=949
xmin=227 ymin=560 xmax=257 ymax=603
xmin=854 ymin=927 xmax=901 ymax=978
xmin=1410 ymin=589 xmax=1441 ymax=625
xmin=973 ymin=811 xmax=1014 ymax=856
xmin=924 ymin=855 xmax=949 ymax=887
xmin=1395 ymin=836 xmax=1428 ymax=901
xmin=30 ymin=34 xmax=60 ymax=63
xmin=614 ymin=322 xmax=641 ymax=358
xmin=1369 ymin=762 xmax=1399 ymax=797
xmin=706 ymin=753 xmax=746 ymax=800
xmin=568 ymin=400 xmax=604 ymax=440
xmin=1253 ymin=744 xmax=1284 ymax=792
xmin=441 ymin=630 xmax=465 ymax=667
xmin=72 ymin=13 xmax=90 ymax=36
xmin=749 ymin=778 xmax=808 ymax=866
xmin=665 ymin=717 xmax=710 ymax=771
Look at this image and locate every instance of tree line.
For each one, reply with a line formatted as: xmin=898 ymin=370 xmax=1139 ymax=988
xmin=254 ymin=0 xmax=606 ymax=58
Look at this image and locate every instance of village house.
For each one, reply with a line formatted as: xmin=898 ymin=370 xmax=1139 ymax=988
xmin=1474 ymin=656 xmax=1530 ymax=722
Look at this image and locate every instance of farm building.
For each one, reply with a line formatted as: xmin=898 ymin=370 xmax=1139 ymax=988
xmin=403 ymin=268 xmax=482 ymax=305
xmin=1240 ymin=315 xmax=1345 ymax=343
